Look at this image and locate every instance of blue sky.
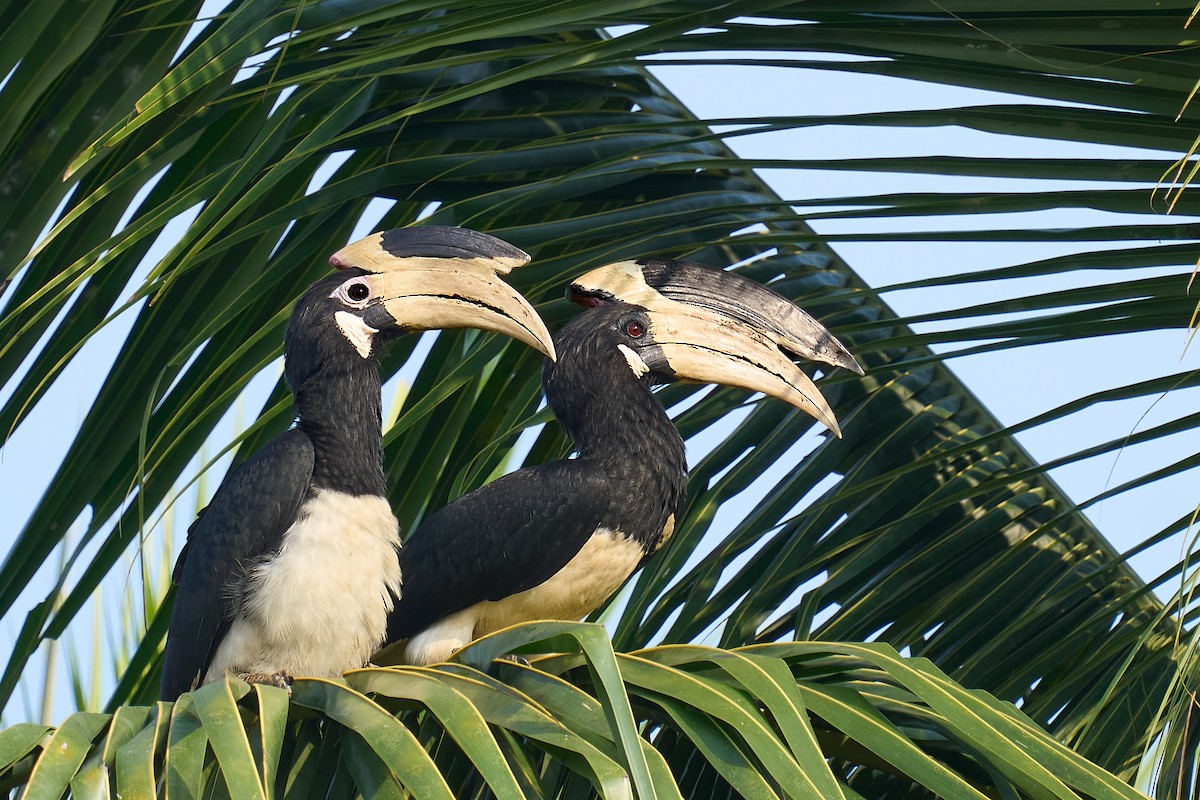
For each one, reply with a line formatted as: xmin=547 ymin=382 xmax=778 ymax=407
xmin=647 ymin=54 xmax=1200 ymax=584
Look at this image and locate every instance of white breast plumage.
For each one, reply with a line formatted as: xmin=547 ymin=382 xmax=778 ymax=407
xmin=205 ymin=490 xmax=402 ymax=682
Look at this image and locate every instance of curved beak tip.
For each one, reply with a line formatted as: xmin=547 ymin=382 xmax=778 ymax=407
xmin=528 ymin=321 xmax=557 ymax=362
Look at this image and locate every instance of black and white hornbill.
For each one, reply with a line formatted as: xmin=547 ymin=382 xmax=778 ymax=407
xmin=160 ymin=226 xmax=555 ymax=700
xmin=384 ymin=258 xmax=862 ymax=665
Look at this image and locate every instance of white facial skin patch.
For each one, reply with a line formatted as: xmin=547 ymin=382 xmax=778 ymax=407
xmin=617 ymin=343 xmax=650 ymax=378
xmin=335 ymin=311 xmax=379 ymax=358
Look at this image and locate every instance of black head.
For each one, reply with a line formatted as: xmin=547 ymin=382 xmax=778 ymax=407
xmin=541 ymin=304 xmax=674 ymax=441
xmin=545 ymin=303 xmax=669 ymax=386
xmin=284 ymin=268 xmax=399 ymax=393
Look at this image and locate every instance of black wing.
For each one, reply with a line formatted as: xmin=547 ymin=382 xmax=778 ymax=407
xmin=160 ymin=428 xmax=314 ymax=700
xmin=388 ymin=459 xmax=613 ymax=640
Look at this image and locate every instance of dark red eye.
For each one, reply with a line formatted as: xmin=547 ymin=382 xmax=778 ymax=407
xmin=625 ymin=321 xmax=644 ymax=338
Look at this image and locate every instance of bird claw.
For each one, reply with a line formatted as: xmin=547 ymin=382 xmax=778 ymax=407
xmin=497 ymin=653 xmax=531 ymax=667
xmin=239 ymin=671 xmax=294 ymax=694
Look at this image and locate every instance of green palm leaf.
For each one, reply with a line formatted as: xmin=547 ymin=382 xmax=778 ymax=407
xmin=0 ymin=625 xmax=1156 ymax=799
xmin=1 ymin=1 xmax=1197 ymax=796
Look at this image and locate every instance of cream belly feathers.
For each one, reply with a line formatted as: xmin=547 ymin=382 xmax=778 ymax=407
xmin=206 ymin=491 xmax=401 ymax=681
xmin=404 ymin=528 xmax=642 ymax=666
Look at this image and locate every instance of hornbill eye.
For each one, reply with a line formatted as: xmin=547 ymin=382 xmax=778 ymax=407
xmin=620 ymin=315 xmax=647 ymax=339
xmin=333 ymin=278 xmax=373 ymax=306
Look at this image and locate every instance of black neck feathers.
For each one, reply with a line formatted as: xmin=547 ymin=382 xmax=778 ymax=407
xmin=284 ymin=276 xmax=388 ymax=498
xmin=292 ymin=357 xmax=386 ymax=497
xmin=543 ymin=310 xmax=688 ymax=541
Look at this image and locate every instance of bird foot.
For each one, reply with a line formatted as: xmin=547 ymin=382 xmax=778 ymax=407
xmin=239 ymin=671 xmax=294 ymax=693
xmin=497 ymin=653 xmax=531 ymax=667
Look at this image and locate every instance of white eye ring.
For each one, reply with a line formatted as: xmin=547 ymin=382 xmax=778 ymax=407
xmin=331 ymin=278 xmax=372 ymax=307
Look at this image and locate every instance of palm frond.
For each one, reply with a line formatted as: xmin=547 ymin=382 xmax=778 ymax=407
xmin=1 ymin=1 xmax=1198 ymax=795
xmin=0 ymin=624 xmax=1155 ymax=799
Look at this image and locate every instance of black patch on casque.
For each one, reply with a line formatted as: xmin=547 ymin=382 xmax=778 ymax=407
xmin=636 ymin=258 xmax=778 ymax=327
xmin=380 ymin=226 xmax=528 ymax=262
xmin=634 ymin=258 xmax=862 ymax=373
xmin=636 ymin=258 xmax=703 ymax=289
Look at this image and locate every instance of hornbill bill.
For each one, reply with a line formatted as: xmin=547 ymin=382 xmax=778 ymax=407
xmin=384 ymin=258 xmax=861 ymax=666
xmin=160 ymin=226 xmax=555 ymax=700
